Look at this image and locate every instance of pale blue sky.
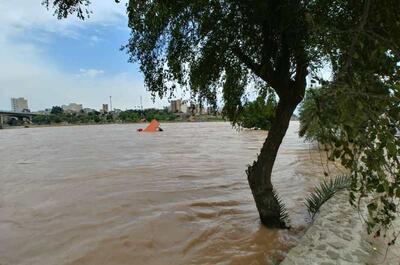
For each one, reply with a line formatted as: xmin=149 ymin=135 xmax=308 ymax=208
xmin=0 ymin=1 xmax=170 ymax=111
xmin=0 ymin=1 xmax=331 ymax=112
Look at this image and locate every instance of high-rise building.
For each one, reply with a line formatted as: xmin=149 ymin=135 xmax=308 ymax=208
xmin=102 ymin=104 xmax=109 ymax=113
xmin=181 ymin=104 xmax=188 ymax=114
xmin=170 ymin=99 xmax=182 ymax=113
xmin=11 ymin=97 xmax=29 ymax=112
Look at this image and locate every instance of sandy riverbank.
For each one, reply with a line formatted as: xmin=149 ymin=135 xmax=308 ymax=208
xmin=280 ymin=192 xmax=400 ymax=265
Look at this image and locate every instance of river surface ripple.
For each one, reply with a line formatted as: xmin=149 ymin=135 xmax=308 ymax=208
xmin=0 ymin=121 xmax=331 ymax=265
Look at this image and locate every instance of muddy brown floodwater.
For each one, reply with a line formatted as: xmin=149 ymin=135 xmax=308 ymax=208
xmin=0 ymin=121 xmax=334 ymax=265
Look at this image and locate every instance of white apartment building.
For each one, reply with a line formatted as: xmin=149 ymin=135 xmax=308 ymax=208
xmin=11 ymin=97 xmax=29 ymax=112
xmin=62 ymin=103 xmax=83 ymax=113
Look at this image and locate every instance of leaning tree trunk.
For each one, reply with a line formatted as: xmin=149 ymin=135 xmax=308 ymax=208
xmin=247 ymin=96 xmax=301 ymax=228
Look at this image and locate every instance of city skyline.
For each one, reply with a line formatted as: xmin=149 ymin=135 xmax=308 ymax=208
xmin=2 ymin=95 xmax=171 ymax=112
xmin=2 ymin=96 xmax=200 ymax=113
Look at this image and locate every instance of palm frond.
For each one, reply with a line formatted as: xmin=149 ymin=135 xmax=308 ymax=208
xmin=273 ymin=189 xmax=290 ymax=228
xmin=305 ymin=175 xmax=350 ymax=219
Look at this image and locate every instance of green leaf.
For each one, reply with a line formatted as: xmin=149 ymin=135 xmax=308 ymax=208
xmin=396 ymin=188 xmax=400 ymax=198
xmin=367 ymin=202 xmax=377 ymax=212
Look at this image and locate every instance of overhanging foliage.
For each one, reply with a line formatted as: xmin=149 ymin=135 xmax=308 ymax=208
xmin=300 ymin=82 xmax=400 ymax=238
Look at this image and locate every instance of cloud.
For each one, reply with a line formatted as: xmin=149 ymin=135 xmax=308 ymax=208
xmin=0 ymin=0 xmax=128 ymax=40
xmin=0 ymin=35 xmax=167 ymax=111
xmin=0 ymin=0 xmax=171 ymax=111
xmin=89 ymin=35 xmax=101 ymax=45
xmin=78 ymin=68 xmax=105 ymax=78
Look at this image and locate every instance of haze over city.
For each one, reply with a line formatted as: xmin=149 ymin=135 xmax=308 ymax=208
xmin=0 ymin=0 xmax=172 ymax=111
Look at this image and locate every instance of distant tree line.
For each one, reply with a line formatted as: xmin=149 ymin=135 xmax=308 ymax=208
xmin=31 ymin=106 xmax=178 ymax=125
xmin=31 ymin=106 xmax=225 ymax=125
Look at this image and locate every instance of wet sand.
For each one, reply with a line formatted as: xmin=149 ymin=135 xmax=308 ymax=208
xmin=1 ymin=121 xmax=330 ymax=265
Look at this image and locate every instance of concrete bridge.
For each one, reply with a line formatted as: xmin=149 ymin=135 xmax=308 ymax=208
xmin=0 ymin=111 xmax=41 ymax=128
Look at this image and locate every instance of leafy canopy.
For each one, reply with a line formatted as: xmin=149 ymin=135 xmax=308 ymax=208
xmin=297 ymin=0 xmax=400 ymax=240
xmin=44 ymin=0 xmax=312 ymax=114
xmin=42 ymin=0 xmax=400 ymax=122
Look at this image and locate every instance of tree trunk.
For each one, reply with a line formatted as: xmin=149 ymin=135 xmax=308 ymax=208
xmin=247 ymin=96 xmax=301 ymax=228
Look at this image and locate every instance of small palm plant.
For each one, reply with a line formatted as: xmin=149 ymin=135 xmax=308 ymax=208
xmin=305 ymin=175 xmax=350 ymax=219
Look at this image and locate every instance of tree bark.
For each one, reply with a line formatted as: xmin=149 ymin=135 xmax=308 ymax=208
xmin=247 ymin=95 xmax=301 ymax=228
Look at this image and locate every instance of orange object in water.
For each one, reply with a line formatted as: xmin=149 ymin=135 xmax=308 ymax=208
xmin=143 ymin=119 xmax=160 ymax=132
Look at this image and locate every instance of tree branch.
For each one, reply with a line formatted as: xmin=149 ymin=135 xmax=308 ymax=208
xmin=231 ymin=46 xmax=262 ymax=76
xmin=343 ymin=0 xmax=371 ymax=72
xmin=294 ymin=51 xmax=308 ymax=97
xmin=232 ymin=45 xmax=280 ymax=92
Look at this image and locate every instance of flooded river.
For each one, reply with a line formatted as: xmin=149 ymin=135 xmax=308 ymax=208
xmin=0 ymin=121 xmax=333 ymax=265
